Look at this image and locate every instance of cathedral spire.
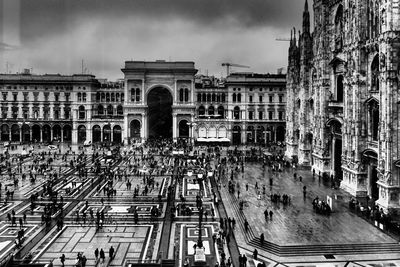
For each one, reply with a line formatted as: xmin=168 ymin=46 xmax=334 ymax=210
xmin=302 ymin=0 xmax=310 ymax=33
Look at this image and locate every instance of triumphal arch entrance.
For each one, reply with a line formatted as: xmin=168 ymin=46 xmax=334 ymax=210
xmin=122 ymin=61 xmax=197 ymax=143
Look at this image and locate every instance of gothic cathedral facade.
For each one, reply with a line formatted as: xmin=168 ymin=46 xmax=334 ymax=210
xmin=285 ymin=0 xmax=400 ymax=211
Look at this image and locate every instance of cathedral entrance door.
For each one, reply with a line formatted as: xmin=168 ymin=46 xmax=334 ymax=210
xmin=333 ymin=138 xmax=342 ymax=181
xmin=370 ymin=165 xmax=379 ymax=200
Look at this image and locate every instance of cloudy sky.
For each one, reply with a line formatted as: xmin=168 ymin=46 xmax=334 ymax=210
xmin=0 ymin=0 xmax=309 ymax=80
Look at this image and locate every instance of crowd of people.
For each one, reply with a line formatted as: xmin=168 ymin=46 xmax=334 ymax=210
xmin=312 ymin=196 xmax=331 ymax=215
xmin=2 ymin=138 xmax=379 ymax=267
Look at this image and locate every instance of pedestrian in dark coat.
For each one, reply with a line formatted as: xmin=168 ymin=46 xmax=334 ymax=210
xmin=109 ymin=246 xmax=115 ymax=260
xmin=99 ymin=248 xmax=105 ymax=263
xmin=94 ymin=248 xmax=99 ymax=260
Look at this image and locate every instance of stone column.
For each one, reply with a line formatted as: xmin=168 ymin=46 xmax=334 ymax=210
xmin=174 ymin=80 xmax=178 ymax=102
xmin=142 ymin=112 xmax=147 ymax=141
xmin=30 ymin=129 xmax=32 ymax=142
xmin=142 ymin=80 xmax=145 ymax=103
xmin=61 ymin=129 xmax=64 ymax=142
xmin=172 ymin=113 xmax=177 ymax=141
xmin=87 ymin=126 xmax=92 ymax=143
xmin=241 ymin=123 xmax=246 ymax=144
xmin=29 ymin=104 xmax=34 ymax=119
xmin=72 ymin=124 xmax=78 ymax=144
xmin=50 ymin=104 xmax=54 ymax=119
xmin=123 ymin=114 xmax=129 ymax=144
xmin=40 ymin=127 xmax=43 ymax=143
xmin=50 ymin=127 xmax=53 ymax=142
xmin=19 ymin=128 xmax=22 ymax=142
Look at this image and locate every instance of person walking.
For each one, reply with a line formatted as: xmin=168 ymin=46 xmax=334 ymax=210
xmin=59 ymin=254 xmax=65 ymax=266
xmin=260 ymin=233 xmax=265 ymax=246
xmin=99 ymin=248 xmax=105 ymax=263
xmin=253 ymin=249 xmax=258 ymax=260
xmin=109 ymin=246 xmax=115 ymax=261
xmin=244 ymin=219 xmax=249 ymax=232
xmin=94 ymin=248 xmax=99 ymax=260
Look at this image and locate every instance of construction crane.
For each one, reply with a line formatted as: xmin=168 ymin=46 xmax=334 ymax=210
xmin=221 ymin=63 xmax=250 ymax=77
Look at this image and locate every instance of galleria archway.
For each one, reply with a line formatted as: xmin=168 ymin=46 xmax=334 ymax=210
xmin=147 ymin=87 xmax=173 ymax=138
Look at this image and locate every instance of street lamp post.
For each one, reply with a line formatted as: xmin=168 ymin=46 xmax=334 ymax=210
xmin=194 ymin=205 xmax=206 ymax=263
xmin=197 ymin=206 xmax=204 ymax=248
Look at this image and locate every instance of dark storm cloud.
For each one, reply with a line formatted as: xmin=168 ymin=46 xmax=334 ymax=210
xmin=19 ymin=0 xmax=305 ymax=41
xmin=1 ymin=0 xmax=308 ymax=79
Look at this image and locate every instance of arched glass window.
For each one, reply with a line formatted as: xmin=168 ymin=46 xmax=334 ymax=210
xmin=371 ymin=55 xmax=379 ymax=91
xmin=368 ymin=100 xmax=379 ymax=141
xmin=96 ymin=92 xmax=100 ymax=101
xmin=202 ymin=93 xmax=207 ymax=102
xmin=184 ymin=89 xmax=189 ymax=102
xmin=208 ymin=106 xmax=215 ymax=115
xmin=131 ymin=89 xmax=135 ymax=101
xmin=207 ymin=93 xmax=211 ymax=102
xmin=135 ymin=88 xmax=141 ymax=102
xmin=107 ymin=104 xmax=113 ymax=115
xmin=179 ymin=89 xmax=184 ymax=102
xmin=78 ymin=105 xmax=85 ymax=119
xmin=198 ymin=106 xmax=205 ymax=116
xmin=117 ymin=105 xmax=123 ymax=115
xmin=232 ymin=93 xmax=236 ymax=102
xmin=77 ymin=93 xmax=82 ymax=102
xmin=336 ymin=75 xmax=344 ymax=102
xmin=121 ymin=93 xmax=124 ymax=102
xmin=221 ymin=93 xmax=226 ymax=103
xmin=197 ymin=93 xmax=201 ymax=102
xmin=82 ymin=93 xmax=87 ymax=102
xmin=217 ymin=106 xmax=224 ymax=117
xmin=234 ymin=106 xmax=240 ymax=120
xmin=106 ymin=93 xmax=110 ymax=102
xmin=237 ymin=93 xmax=242 ymax=103
xmin=334 ymin=5 xmax=344 ymax=50
xmin=116 ymin=93 xmax=120 ymax=102
xmin=111 ymin=93 xmax=115 ymax=102
xmin=101 ymin=93 xmax=105 ymax=102
xmin=98 ymin=104 xmax=104 ymax=115
xmin=212 ymin=93 xmax=216 ymax=102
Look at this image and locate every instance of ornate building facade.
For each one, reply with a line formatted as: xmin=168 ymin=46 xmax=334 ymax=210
xmin=285 ymin=0 xmax=400 ymax=211
xmin=0 ymin=61 xmax=286 ymax=148
xmin=194 ymin=73 xmax=286 ymax=145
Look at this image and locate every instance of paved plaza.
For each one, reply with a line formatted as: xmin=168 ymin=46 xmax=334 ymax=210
xmin=0 ymin=144 xmax=399 ymax=267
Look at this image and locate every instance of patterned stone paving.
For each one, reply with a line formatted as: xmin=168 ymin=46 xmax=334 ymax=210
xmin=0 ymin=224 xmax=39 ymax=259
xmin=91 ymin=176 xmax=170 ymax=198
xmin=1 ymin=145 xmax=400 ymax=267
xmin=35 ymin=225 xmax=153 ymax=267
